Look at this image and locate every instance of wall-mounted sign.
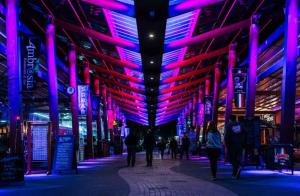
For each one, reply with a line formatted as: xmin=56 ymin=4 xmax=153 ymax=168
xmin=204 ymin=96 xmax=213 ymax=121
xmin=21 ymin=36 xmax=40 ymax=91
xmin=67 ymin=86 xmax=75 ymax=95
xmin=78 ymin=85 xmax=89 ymax=115
xmin=233 ymin=68 xmax=247 ymax=94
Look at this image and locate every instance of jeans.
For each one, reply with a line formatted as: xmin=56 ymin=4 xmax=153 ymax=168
xmin=180 ymin=148 xmax=189 ymax=160
xmin=146 ymin=148 xmax=153 ymax=166
xmin=207 ymin=148 xmax=221 ymax=178
xmin=127 ymin=146 xmax=136 ymax=167
xmin=171 ymin=148 xmax=177 ymax=159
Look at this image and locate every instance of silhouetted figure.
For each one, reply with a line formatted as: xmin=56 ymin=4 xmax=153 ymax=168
xmin=225 ymin=115 xmax=246 ymax=179
xmin=180 ymin=133 xmax=190 ymax=160
xmin=144 ymin=129 xmax=155 ymax=166
xmin=170 ymin=137 xmax=178 ymax=159
xmin=206 ymin=121 xmax=222 ymax=181
xmin=158 ymin=138 xmax=166 ymax=159
xmin=125 ymin=131 xmax=138 ymax=167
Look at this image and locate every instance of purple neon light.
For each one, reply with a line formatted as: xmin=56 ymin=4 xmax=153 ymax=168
xmin=157 ymin=10 xmax=200 ymax=124
xmin=175 ymin=0 xmax=224 ymax=11
xmin=103 ymin=7 xmax=147 ymax=114
xmin=82 ymin=0 xmax=129 ymax=11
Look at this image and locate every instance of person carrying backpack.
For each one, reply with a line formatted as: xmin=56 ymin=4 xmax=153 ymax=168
xmin=225 ymin=115 xmax=246 ymax=179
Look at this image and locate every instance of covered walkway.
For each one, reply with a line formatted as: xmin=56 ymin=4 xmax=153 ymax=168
xmin=1 ymin=153 xmax=299 ymax=196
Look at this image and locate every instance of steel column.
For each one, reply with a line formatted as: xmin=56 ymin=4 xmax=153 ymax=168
xmin=280 ymin=0 xmax=298 ymax=144
xmin=83 ymin=61 xmax=93 ymax=158
xmin=6 ymin=0 xmax=22 ymax=153
xmin=225 ymin=43 xmax=236 ymax=124
xmin=246 ymin=16 xmax=259 ymax=118
xmin=46 ymin=17 xmax=59 ymax=137
xmin=212 ymin=62 xmax=221 ymax=123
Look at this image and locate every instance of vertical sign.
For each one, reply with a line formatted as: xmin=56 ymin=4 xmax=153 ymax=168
xmin=233 ymin=68 xmax=247 ymax=108
xmin=204 ymin=96 xmax=213 ymax=121
xmin=53 ymin=135 xmax=74 ymax=173
xmin=78 ymin=85 xmax=89 ymax=115
xmin=21 ymin=36 xmax=40 ymax=91
xmin=31 ymin=126 xmax=48 ymax=161
xmin=196 ymin=103 xmax=204 ymax=126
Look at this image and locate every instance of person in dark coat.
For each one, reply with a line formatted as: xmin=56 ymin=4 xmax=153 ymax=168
xmin=144 ymin=129 xmax=155 ymax=166
xmin=170 ymin=137 xmax=178 ymax=159
xmin=225 ymin=115 xmax=246 ymax=179
xmin=125 ymin=131 xmax=138 ymax=167
xmin=158 ymin=138 xmax=166 ymax=160
xmin=180 ymin=133 xmax=190 ymax=160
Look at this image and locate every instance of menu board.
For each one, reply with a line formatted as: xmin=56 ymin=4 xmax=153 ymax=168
xmin=31 ymin=125 xmax=48 ymax=161
xmin=53 ymin=135 xmax=74 ymax=172
xmin=0 ymin=154 xmax=24 ymax=184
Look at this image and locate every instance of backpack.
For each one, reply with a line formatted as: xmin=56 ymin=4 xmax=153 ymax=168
xmin=232 ymin=124 xmax=241 ymax=134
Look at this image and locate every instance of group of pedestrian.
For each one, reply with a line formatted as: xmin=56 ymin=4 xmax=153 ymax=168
xmin=125 ymin=116 xmax=244 ymax=180
xmin=206 ymin=115 xmax=245 ymax=180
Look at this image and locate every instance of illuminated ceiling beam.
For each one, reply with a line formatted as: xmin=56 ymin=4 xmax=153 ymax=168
xmin=77 ymin=47 xmax=140 ymax=70
xmin=164 ymin=47 xmax=228 ymax=70
xmin=163 ymin=65 xmax=214 ymax=83
xmin=166 ymin=19 xmax=250 ymax=50
xmin=159 ymin=88 xmax=197 ymax=102
xmin=157 ymin=102 xmax=187 ymax=113
xmin=55 ymin=19 xmax=137 ymax=50
xmin=157 ymin=104 xmax=186 ymax=114
xmin=174 ymin=0 xmax=224 ymax=12
xmin=111 ymin=95 xmax=144 ymax=108
xmin=91 ymin=64 xmax=143 ymax=83
xmin=119 ymin=107 xmax=147 ymax=117
xmin=158 ymin=95 xmax=193 ymax=108
xmin=117 ymin=102 xmax=147 ymax=112
xmin=99 ymin=77 xmax=144 ymax=94
xmin=81 ymin=0 xmax=130 ymax=11
xmin=108 ymin=87 xmax=144 ymax=101
xmin=161 ymin=77 xmax=206 ymax=94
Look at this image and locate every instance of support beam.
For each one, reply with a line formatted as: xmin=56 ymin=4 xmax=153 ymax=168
xmin=84 ymin=61 xmax=94 ymax=158
xmin=68 ymin=44 xmax=79 ymax=149
xmin=172 ymin=0 xmax=224 ymax=14
xmin=166 ymin=19 xmax=250 ymax=50
xmin=158 ymin=95 xmax=193 ymax=108
xmin=111 ymin=95 xmax=144 ymax=108
xmin=101 ymin=84 xmax=109 ymax=141
xmin=280 ymin=0 xmax=298 ymax=144
xmin=6 ymin=0 xmax=22 ymax=153
xmin=46 ymin=17 xmax=59 ymax=138
xmin=94 ymin=78 xmax=102 ymax=148
xmin=77 ymin=47 xmax=139 ymax=70
xmin=55 ymin=19 xmax=137 ymax=50
xmin=91 ymin=64 xmax=143 ymax=83
xmin=225 ymin=43 xmax=236 ymax=124
xmin=246 ymin=16 xmax=259 ymax=118
xmin=161 ymin=77 xmax=206 ymax=94
xmin=212 ymin=62 xmax=221 ymax=123
xmin=164 ymin=47 xmax=228 ymax=70
xmin=162 ymin=65 xmax=214 ymax=83
xmin=159 ymin=88 xmax=197 ymax=102
xmin=99 ymin=77 xmax=144 ymax=94
xmin=107 ymin=87 xmax=144 ymax=101
xmin=81 ymin=0 xmax=129 ymax=11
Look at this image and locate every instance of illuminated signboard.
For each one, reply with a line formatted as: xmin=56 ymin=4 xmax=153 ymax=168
xmin=78 ymin=85 xmax=89 ymax=115
xmin=31 ymin=126 xmax=48 ymax=161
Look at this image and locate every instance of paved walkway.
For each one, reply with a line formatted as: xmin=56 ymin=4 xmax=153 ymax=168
xmin=1 ymin=152 xmax=300 ymax=196
xmin=119 ymin=156 xmax=236 ymax=196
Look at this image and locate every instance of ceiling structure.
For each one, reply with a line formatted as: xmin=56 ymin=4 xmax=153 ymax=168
xmin=0 ymin=0 xmax=292 ymax=127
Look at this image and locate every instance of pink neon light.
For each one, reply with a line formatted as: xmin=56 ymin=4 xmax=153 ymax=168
xmin=82 ymin=0 xmax=129 ymax=11
xmin=175 ymin=0 xmax=224 ymax=11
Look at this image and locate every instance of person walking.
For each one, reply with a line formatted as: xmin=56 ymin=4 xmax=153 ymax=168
xmin=158 ymin=138 xmax=166 ymax=159
xmin=206 ymin=121 xmax=222 ymax=181
xmin=225 ymin=115 xmax=246 ymax=179
xmin=125 ymin=131 xmax=138 ymax=167
xmin=144 ymin=129 xmax=155 ymax=167
xmin=180 ymin=133 xmax=190 ymax=160
xmin=170 ymin=137 xmax=178 ymax=159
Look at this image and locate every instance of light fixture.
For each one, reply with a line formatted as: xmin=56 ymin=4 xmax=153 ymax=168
xmin=151 ymin=88 xmax=154 ymax=91
xmin=148 ymin=33 xmax=155 ymax=39
xmin=150 ymin=76 xmax=154 ymax=80
xmin=150 ymin=60 xmax=154 ymax=64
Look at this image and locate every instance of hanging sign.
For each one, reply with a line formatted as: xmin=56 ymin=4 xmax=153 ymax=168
xmin=233 ymin=68 xmax=247 ymax=94
xmin=196 ymin=103 xmax=204 ymax=126
xmin=204 ymin=96 xmax=213 ymax=121
xmin=21 ymin=36 xmax=40 ymax=91
xmin=78 ymin=85 xmax=89 ymax=115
